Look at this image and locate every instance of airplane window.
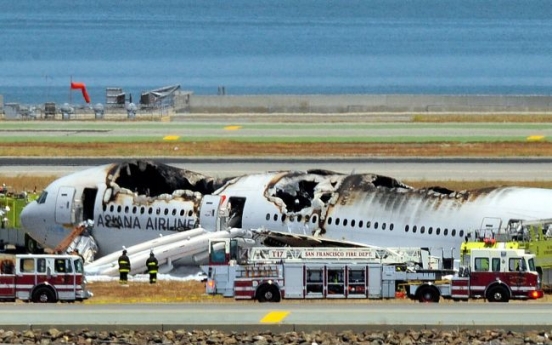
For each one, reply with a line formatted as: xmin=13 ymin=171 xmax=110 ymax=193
xmin=444 ymin=229 xmax=449 ymax=236
xmin=328 ymin=217 xmax=333 ymax=225
xmin=390 ymin=223 xmax=394 ymax=231
xmin=452 ymin=229 xmax=457 ymax=236
xmin=164 ymin=208 xmax=169 ymax=216
xmin=297 ymin=215 xmax=302 ymax=222
xmin=141 ymin=207 xmax=145 ymax=215
xmin=102 ymin=204 xmax=107 ymax=211
xmin=405 ymin=225 xmax=409 ymax=232
xmin=305 ymin=215 xmax=310 ymax=222
xmin=172 ymin=209 xmax=176 ymax=216
xmin=124 ymin=206 xmax=129 ymax=214
xmin=110 ymin=205 xmax=114 ymax=212
xmin=335 ymin=218 xmax=340 ymax=226
xmin=351 ymin=219 xmax=356 ymax=227
xmin=366 ymin=221 xmax=371 ymax=229
xmin=148 ymin=208 xmax=153 ymax=215
xmin=180 ymin=210 xmax=185 ymax=216
xmin=436 ymin=228 xmax=441 ymax=235
xmin=382 ymin=223 xmax=386 ymax=230
xmin=359 ymin=220 xmax=363 ymax=228
xmin=289 ymin=215 xmax=295 ymax=222
xmin=420 ymin=226 xmax=425 ymax=234
xmin=428 ymin=227 xmax=433 ymax=234
xmin=265 ymin=214 xmax=270 ymax=221
xmin=312 ymin=215 xmax=317 ymax=223
xmin=188 ymin=210 xmax=193 ymax=217
xmin=156 ymin=208 xmax=161 ymax=215
xmin=413 ymin=225 xmax=417 ymax=233
xmin=343 ymin=219 xmax=348 ymax=226
xmin=117 ymin=206 xmax=122 ymax=213
xmin=281 ymin=214 xmax=286 ymax=222
xmin=273 ymin=214 xmax=278 ymax=221
xmin=132 ymin=206 xmax=137 ymax=214
xmin=374 ymin=222 xmax=378 ymax=229
xmin=37 ymin=191 xmax=48 ymax=204
xmin=459 ymin=230 xmax=465 ymax=237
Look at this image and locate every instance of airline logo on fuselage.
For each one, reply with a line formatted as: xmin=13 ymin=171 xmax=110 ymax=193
xmin=96 ymin=213 xmax=196 ymax=231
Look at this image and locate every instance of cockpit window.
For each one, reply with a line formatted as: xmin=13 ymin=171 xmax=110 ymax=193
xmin=37 ymin=191 xmax=48 ymax=204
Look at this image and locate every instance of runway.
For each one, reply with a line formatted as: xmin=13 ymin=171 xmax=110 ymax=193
xmin=2 ymin=157 xmax=552 ymax=181
xmin=0 ymin=302 xmax=550 ymax=331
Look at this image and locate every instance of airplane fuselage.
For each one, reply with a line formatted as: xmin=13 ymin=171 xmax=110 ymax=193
xmin=20 ymin=161 xmax=552 ymax=263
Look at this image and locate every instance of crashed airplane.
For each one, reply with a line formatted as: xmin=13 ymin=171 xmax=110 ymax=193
xmin=20 ymin=160 xmax=552 ymax=274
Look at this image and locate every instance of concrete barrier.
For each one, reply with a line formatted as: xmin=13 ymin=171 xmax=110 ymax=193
xmin=181 ymin=94 xmax=552 ymax=114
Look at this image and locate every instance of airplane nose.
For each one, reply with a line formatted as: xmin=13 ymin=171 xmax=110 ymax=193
xmin=20 ymin=201 xmax=37 ymax=231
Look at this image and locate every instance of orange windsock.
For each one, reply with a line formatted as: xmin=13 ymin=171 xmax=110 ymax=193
xmin=70 ymin=82 xmax=91 ymax=103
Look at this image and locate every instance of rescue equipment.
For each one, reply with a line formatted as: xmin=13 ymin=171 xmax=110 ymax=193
xmin=0 ymin=253 xmax=91 ymax=302
xmin=202 ymin=239 xmax=544 ymax=303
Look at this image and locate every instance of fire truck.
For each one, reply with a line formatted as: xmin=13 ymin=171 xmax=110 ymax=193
xmin=0 ymin=253 xmax=90 ymax=303
xmin=201 ymin=239 xmax=544 ymax=303
xmin=462 ymin=218 xmax=552 ymax=290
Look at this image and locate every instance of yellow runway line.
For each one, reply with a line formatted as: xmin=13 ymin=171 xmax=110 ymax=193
xmin=260 ymin=311 xmax=290 ymax=324
xmin=527 ymin=135 xmax=545 ymax=142
xmin=163 ymin=135 xmax=180 ymax=141
xmin=224 ymin=125 xmax=242 ymax=131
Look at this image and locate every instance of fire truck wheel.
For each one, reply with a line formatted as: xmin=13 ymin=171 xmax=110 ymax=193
xmin=417 ymin=285 xmax=440 ymax=303
xmin=32 ymin=287 xmax=57 ymax=303
xmin=486 ymin=285 xmax=510 ymax=303
xmin=256 ymin=284 xmax=281 ymax=303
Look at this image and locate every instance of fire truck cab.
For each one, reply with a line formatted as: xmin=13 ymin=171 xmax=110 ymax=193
xmin=0 ymin=254 xmax=90 ymax=303
xmin=202 ymin=239 xmax=544 ymax=303
xmin=451 ymin=248 xmax=543 ymax=302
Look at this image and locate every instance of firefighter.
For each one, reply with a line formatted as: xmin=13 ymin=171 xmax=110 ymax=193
xmin=146 ymin=251 xmax=158 ymax=284
xmin=118 ymin=250 xmax=131 ymax=284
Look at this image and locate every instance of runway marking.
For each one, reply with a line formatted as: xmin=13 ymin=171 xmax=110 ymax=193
xmin=260 ymin=311 xmax=289 ymax=323
xmin=527 ymin=135 xmax=545 ymax=142
xmin=163 ymin=135 xmax=180 ymax=141
xmin=224 ymin=125 xmax=242 ymax=131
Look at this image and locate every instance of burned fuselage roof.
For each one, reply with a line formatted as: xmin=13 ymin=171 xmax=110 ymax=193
xmin=105 ymin=160 xmax=224 ymax=198
xmin=265 ymin=170 xmax=415 ymax=214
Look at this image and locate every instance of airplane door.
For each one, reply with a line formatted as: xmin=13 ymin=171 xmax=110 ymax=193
xmin=55 ymin=187 xmax=76 ymax=224
xmin=199 ymin=195 xmax=223 ymax=231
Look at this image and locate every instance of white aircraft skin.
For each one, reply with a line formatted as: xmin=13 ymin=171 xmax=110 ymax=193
xmin=19 ymin=160 xmax=552 ymax=266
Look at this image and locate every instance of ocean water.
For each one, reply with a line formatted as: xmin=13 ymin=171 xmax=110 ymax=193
xmin=1 ymin=0 xmax=551 ymax=105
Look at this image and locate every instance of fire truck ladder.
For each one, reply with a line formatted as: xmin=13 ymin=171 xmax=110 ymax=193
xmin=247 ymin=246 xmax=439 ymax=269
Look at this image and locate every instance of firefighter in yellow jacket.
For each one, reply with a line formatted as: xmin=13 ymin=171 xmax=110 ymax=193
xmin=118 ymin=250 xmax=131 ymax=284
xmin=146 ymin=251 xmax=159 ymax=284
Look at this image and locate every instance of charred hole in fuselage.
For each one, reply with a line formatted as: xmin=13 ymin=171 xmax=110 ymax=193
xmin=424 ymin=186 xmax=456 ymax=195
xmin=371 ymin=175 xmax=410 ymax=189
xmin=274 ymin=179 xmax=318 ymax=213
xmin=106 ymin=160 xmax=221 ymax=198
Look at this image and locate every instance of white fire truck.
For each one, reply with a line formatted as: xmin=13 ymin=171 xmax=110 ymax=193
xmin=201 ymin=239 xmax=544 ymax=303
xmin=0 ymin=253 xmax=90 ymax=303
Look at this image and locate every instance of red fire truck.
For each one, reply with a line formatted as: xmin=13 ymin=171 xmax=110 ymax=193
xmin=0 ymin=254 xmax=91 ymax=303
xmin=201 ymin=239 xmax=544 ymax=303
